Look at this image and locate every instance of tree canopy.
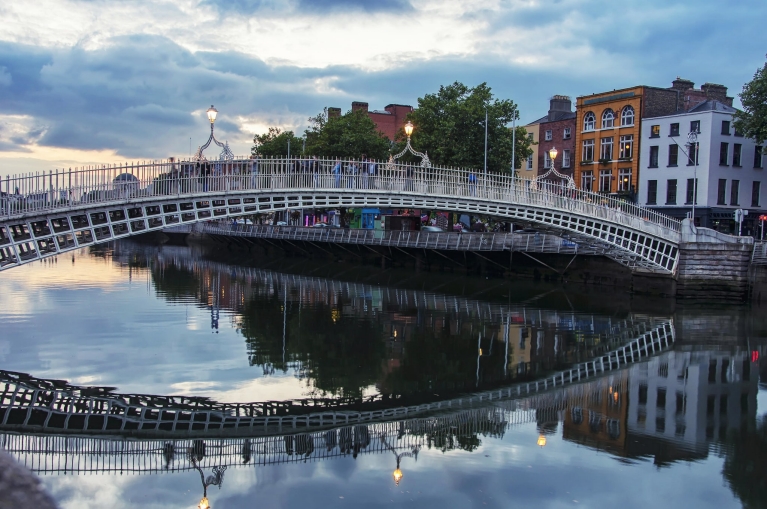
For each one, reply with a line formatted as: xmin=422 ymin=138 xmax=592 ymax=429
xmin=251 ymin=127 xmax=303 ymax=157
xmin=399 ymin=82 xmax=532 ymax=173
xmin=734 ymin=57 xmax=767 ymax=150
xmin=303 ymin=108 xmax=391 ymax=160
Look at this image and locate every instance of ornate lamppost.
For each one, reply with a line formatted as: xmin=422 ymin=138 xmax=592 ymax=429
xmin=534 ymin=147 xmax=575 ymax=189
xmin=379 ymin=433 xmax=420 ymax=486
xmin=390 ymin=121 xmax=431 ymax=168
xmin=193 ymin=105 xmax=235 ymax=162
xmin=686 ymin=131 xmax=699 ymax=222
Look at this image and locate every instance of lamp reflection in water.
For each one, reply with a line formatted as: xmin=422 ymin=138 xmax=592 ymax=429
xmin=379 ymin=433 xmax=420 ymax=486
xmin=537 ymin=434 xmax=547 ymax=447
xmin=190 ymin=447 xmax=226 ymax=509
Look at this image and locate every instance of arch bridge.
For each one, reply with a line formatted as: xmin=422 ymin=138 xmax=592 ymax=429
xmin=0 ymin=157 xmax=734 ymax=274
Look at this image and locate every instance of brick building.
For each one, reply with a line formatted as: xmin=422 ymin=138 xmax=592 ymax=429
xmin=341 ymin=102 xmax=414 ymax=140
xmin=573 ymin=78 xmax=734 ymax=199
xmin=525 ymin=96 xmax=577 ymax=182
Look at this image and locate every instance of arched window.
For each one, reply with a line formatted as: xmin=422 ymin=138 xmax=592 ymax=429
xmin=602 ymin=109 xmax=614 ymax=129
xmin=621 ymin=105 xmax=635 ymax=126
xmin=583 ymin=112 xmax=595 ymax=131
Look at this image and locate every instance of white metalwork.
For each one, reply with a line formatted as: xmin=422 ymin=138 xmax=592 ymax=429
xmin=193 ymin=105 xmax=233 ymax=162
xmin=535 ymin=147 xmax=575 ymax=189
xmin=1 ymin=154 xmax=741 ymax=274
xmin=390 ymin=121 xmax=431 ymax=167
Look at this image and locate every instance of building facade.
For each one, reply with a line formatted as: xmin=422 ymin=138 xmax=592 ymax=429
xmin=350 ymin=102 xmax=413 ymax=140
xmin=637 ymin=101 xmax=765 ymax=232
xmin=522 ymin=124 xmax=539 ymax=181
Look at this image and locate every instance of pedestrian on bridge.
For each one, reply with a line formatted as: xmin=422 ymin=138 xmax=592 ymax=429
xmin=332 ymin=159 xmax=342 ymax=188
xmin=468 ymin=171 xmax=477 ymax=196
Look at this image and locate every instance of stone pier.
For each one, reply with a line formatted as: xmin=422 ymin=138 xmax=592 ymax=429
xmin=675 ymin=219 xmax=754 ymax=299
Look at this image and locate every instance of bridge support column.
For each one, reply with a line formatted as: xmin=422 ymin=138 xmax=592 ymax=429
xmin=676 ymin=242 xmax=752 ymax=299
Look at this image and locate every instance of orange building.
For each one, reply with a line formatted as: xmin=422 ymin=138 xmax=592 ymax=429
xmin=574 ymin=84 xmax=681 ymax=197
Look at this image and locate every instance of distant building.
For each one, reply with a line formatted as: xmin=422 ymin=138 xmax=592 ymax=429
xmin=637 ymin=100 xmax=764 ymax=232
xmin=326 ymin=102 xmax=413 ymax=141
xmin=525 ymin=96 xmax=577 ymax=183
xmin=573 ymin=78 xmax=736 ymax=202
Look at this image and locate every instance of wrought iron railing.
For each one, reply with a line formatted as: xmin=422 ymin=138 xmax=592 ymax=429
xmin=0 ymin=156 xmax=682 ymax=235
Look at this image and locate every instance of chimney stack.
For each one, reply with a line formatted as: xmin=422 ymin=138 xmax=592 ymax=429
xmin=671 ymin=78 xmax=695 ymax=91
xmin=548 ymin=95 xmax=572 ymax=121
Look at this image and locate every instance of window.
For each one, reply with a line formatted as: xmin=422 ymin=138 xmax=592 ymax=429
xmin=731 ymin=179 xmax=740 ymax=205
xmin=618 ymin=168 xmax=632 ymax=191
xmin=599 ymin=169 xmax=612 ymax=192
xmin=686 ymin=178 xmax=698 ymax=204
xmin=666 ymin=179 xmax=677 ymax=204
xmin=581 ymin=170 xmax=594 ymax=191
xmin=720 ymin=142 xmax=729 ymax=165
xmin=621 ymin=105 xmax=635 ymax=126
xmin=638 ymin=384 xmax=648 ymax=404
xmin=602 ymin=109 xmax=615 ymax=129
xmin=657 ymin=388 xmax=667 ymax=408
xmin=563 ymin=127 xmax=571 ymax=139
xmin=619 ymin=135 xmax=634 ymax=159
xmin=650 ymin=125 xmax=660 ymax=138
xmin=752 ymin=181 xmax=761 ymax=207
xmin=527 ymin=132 xmax=534 ymax=141
xmin=756 ymin=147 xmax=764 ymax=168
xmin=647 ymin=180 xmax=657 ymax=204
xmin=582 ymin=139 xmax=595 ymax=161
xmin=722 ymin=120 xmax=731 ymax=135
xmin=526 ymin=154 xmax=533 ymax=170
xmin=668 ymin=144 xmax=679 ymax=166
xmin=583 ymin=112 xmax=595 ymax=131
xmin=687 ymin=142 xmax=699 ymax=165
xmin=543 ymin=151 xmax=551 ymax=169
xmin=690 ymin=120 xmax=701 ymax=133
xmin=733 ymin=144 xmax=742 ymax=167
xmin=717 ymin=179 xmax=727 ymax=205
xmin=563 ymin=149 xmax=571 ymax=168
xmin=649 ymin=146 xmax=659 ymax=168
xmin=600 ymin=137 xmax=613 ymax=160
xmin=670 ymin=123 xmax=680 ymax=137
xmin=545 ymin=129 xmax=553 ymax=141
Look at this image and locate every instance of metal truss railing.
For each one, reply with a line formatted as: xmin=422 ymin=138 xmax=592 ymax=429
xmin=0 ymin=156 xmax=682 ymax=236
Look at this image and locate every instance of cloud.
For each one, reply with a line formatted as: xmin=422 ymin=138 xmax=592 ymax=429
xmin=200 ymin=0 xmax=413 ymax=15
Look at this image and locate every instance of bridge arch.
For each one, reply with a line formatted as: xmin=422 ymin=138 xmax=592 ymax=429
xmin=0 ymin=158 xmax=684 ymax=273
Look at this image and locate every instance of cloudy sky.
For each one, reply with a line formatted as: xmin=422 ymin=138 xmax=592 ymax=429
xmin=0 ymin=0 xmax=765 ymax=175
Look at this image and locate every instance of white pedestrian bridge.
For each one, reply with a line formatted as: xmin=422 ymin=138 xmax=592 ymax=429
xmin=0 ymin=156 xmax=731 ymax=274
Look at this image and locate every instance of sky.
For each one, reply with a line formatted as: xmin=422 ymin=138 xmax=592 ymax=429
xmin=0 ymin=0 xmax=765 ymax=176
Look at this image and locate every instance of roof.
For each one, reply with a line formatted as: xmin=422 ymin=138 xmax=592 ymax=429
xmin=687 ymin=100 xmax=737 ymax=114
xmin=525 ymin=111 xmax=576 ymax=126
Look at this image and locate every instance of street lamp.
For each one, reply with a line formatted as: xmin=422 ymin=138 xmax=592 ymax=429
xmin=686 ymin=131 xmax=699 ymax=223
xmin=193 ymin=104 xmax=234 ymax=162
xmin=206 ymin=105 xmax=218 ymax=124
xmin=533 ymin=146 xmax=574 ymax=189
xmin=391 ymin=121 xmax=430 ymax=167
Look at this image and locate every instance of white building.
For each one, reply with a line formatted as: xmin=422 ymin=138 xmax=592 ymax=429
xmin=638 ymin=100 xmax=765 ymax=234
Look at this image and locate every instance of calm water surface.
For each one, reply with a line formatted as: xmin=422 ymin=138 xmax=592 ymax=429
xmin=0 ymin=241 xmax=765 ymax=509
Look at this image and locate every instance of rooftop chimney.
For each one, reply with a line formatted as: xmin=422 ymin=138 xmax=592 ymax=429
xmin=548 ymin=95 xmax=572 ymax=121
xmin=671 ymin=78 xmax=695 ymax=91
xmin=701 ymin=83 xmax=729 ymax=103
xmin=351 ymin=101 xmax=369 ymax=112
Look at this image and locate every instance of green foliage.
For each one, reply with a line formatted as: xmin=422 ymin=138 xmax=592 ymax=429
xmin=734 ymin=57 xmax=767 ymax=150
xmin=252 ymin=127 xmax=303 ymax=157
xmin=303 ymin=108 xmax=391 ymax=160
xmin=403 ymin=82 xmax=533 ymax=173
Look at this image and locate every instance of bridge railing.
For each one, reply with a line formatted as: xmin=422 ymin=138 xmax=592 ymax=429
xmin=1 ymin=156 xmax=681 ymax=235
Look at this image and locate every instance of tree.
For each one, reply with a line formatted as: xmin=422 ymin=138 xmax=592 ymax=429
xmin=401 ymin=82 xmax=532 ymax=173
xmin=734 ymin=57 xmax=767 ymax=150
xmin=252 ymin=127 xmax=303 ymax=157
xmin=303 ymin=108 xmax=390 ymax=160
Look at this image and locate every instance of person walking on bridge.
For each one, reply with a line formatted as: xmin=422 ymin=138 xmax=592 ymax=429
xmin=332 ymin=159 xmax=342 ymax=188
xmin=468 ymin=170 xmax=477 ymax=197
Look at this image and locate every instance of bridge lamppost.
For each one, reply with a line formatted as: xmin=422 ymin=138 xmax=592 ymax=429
xmin=390 ymin=121 xmax=431 ymax=168
xmin=193 ymin=104 xmax=234 ymax=162
xmin=190 ymin=454 xmax=226 ymax=509
xmin=534 ymin=146 xmax=575 ymax=189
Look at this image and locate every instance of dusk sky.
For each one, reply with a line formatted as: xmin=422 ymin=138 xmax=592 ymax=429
xmin=0 ymin=0 xmax=765 ymax=176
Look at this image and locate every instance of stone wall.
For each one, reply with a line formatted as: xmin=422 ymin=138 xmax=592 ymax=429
xmin=676 ymin=242 xmax=753 ymax=299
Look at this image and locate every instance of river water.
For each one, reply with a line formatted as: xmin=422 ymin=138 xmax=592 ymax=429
xmin=0 ymin=241 xmax=765 ymax=509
